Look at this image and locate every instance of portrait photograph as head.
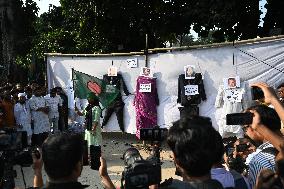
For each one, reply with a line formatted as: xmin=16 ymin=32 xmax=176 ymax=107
xmin=184 ymin=65 xmax=196 ymax=79
xmin=223 ymin=76 xmax=240 ymax=89
xmin=107 ymin=66 xmax=118 ymax=76
xmin=140 ymin=67 xmax=152 ymax=77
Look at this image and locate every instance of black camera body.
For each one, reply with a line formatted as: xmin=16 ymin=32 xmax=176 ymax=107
xmin=122 ymin=147 xmax=161 ymax=189
xmin=121 ymin=127 xmax=167 ymax=189
xmin=0 ymin=129 xmax=35 ymax=189
xmin=140 ymin=127 xmax=168 ymax=142
xmin=226 ymin=113 xmax=253 ymax=125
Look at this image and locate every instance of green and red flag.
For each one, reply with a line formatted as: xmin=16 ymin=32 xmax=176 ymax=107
xmin=72 ymin=69 xmax=119 ymax=108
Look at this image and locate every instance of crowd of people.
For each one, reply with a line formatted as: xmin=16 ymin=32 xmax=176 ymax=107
xmin=1 ymin=82 xmax=284 ymax=189
xmin=0 ymin=82 xmax=69 ymax=147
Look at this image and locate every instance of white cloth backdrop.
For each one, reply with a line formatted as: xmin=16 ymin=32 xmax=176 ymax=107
xmin=47 ymin=38 xmax=284 ymax=133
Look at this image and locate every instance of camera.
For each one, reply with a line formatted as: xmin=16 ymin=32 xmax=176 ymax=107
xmin=140 ymin=127 xmax=168 ymax=142
xmin=0 ymin=128 xmax=38 ymax=189
xmin=226 ymin=113 xmax=253 ymax=125
xmin=236 ymin=143 xmax=250 ymax=152
xmin=251 ymin=86 xmax=264 ymax=100
xmin=121 ymin=147 xmax=161 ymax=189
xmin=120 ymin=126 xmax=166 ymax=189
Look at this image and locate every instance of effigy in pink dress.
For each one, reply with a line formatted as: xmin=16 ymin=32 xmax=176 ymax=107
xmin=134 ymin=76 xmax=159 ymax=139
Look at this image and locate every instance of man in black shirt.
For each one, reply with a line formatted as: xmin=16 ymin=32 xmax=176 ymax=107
xmin=55 ymin=87 xmax=68 ymax=131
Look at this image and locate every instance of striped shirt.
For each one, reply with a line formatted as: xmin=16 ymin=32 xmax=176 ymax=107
xmin=248 ymin=142 xmax=276 ymax=188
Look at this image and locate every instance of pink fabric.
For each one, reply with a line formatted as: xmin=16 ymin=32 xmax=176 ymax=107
xmin=134 ymin=76 xmax=159 ymax=139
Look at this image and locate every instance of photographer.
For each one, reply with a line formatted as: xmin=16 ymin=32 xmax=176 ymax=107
xmin=242 ymin=104 xmax=281 ymax=188
xmin=247 ymin=82 xmax=284 ymax=189
xmin=161 ymin=116 xmax=223 ymax=189
xmin=241 ymin=82 xmax=284 ymax=189
xmin=34 ymin=133 xmax=115 ymax=189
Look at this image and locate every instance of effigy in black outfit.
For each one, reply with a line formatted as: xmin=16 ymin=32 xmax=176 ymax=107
xmin=177 ymin=73 xmax=207 ymax=117
xmin=101 ymin=74 xmax=130 ymax=132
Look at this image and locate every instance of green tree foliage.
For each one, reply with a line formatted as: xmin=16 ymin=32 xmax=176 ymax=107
xmin=260 ymin=0 xmax=284 ymax=36
xmin=10 ymin=0 xmax=38 ymax=82
xmin=13 ymin=0 xmax=283 ymax=81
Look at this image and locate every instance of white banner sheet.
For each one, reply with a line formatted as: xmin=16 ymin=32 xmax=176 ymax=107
xmin=47 ymin=38 xmax=284 ymax=133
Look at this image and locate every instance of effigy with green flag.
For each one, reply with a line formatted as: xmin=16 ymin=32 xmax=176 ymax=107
xmin=72 ymin=69 xmax=119 ymax=108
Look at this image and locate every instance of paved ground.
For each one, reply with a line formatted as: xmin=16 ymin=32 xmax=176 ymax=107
xmin=14 ymin=132 xmax=180 ymax=188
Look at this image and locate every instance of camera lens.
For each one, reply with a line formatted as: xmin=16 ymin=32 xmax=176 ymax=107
xmin=123 ymin=148 xmax=142 ymax=166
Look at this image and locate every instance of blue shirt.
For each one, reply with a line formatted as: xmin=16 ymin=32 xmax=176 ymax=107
xmin=248 ymin=142 xmax=276 ymax=188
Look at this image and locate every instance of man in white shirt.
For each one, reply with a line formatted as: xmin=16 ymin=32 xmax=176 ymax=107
xmin=45 ymin=88 xmax=62 ymax=134
xmin=14 ymin=93 xmax=32 ymax=145
xmin=29 ymin=87 xmax=50 ymax=146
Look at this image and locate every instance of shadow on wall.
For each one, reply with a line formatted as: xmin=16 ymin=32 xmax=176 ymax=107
xmin=52 ymin=60 xmax=71 ymax=91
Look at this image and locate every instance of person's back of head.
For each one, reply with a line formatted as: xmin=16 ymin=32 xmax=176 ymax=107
xmin=212 ymin=130 xmax=225 ymax=165
xmin=167 ymin=116 xmax=219 ymax=177
xmin=247 ymin=105 xmax=281 ymax=131
xmin=42 ymin=133 xmax=84 ymax=181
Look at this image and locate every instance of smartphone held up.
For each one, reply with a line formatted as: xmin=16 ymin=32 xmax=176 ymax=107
xmin=226 ymin=113 xmax=253 ymax=125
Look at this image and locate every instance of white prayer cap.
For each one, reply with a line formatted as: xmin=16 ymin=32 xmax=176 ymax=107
xmin=18 ymin=93 xmax=26 ymax=98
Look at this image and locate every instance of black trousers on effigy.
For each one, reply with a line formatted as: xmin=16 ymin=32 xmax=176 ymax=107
xmin=102 ymin=101 xmax=125 ymax=132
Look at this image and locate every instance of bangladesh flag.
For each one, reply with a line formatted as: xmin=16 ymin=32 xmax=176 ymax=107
xmin=72 ymin=69 xmax=119 ymax=108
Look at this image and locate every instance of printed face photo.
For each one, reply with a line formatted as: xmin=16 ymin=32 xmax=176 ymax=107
xmin=184 ymin=65 xmax=195 ymax=79
xmin=140 ymin=67 xmax=152 ymax=77
xmin=228 ymin=78 xmax=236 ymax=88
xmin=107 ymin=66 xmax=117 ymax=76
xmin=223 ymin=76 xmax=240 ymax=89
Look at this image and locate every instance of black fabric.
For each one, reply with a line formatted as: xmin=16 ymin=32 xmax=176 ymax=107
xmin=85 ymin=104 xmax=94 ymax=131
xmin=177 ymin=73 xmax=207 ymax=107
xmin=229 ymin=170 xmax=248 ymax=189
xmin=44 ymin=181 xmax=89 ymax=189
xmin=103 ymin=74 xmax=130 ymax=99
xmin=102 ymin=74 xmax=129 ymax=131
xmin=178 ymin=106 xmax=199 ymax=118
xmin=102 ymin=103 xmax=125 ymax=132
xmin=59 ymin=93 xmax=68 ymax=131
xmin=32 ymin=132 xmax=49 ymax=147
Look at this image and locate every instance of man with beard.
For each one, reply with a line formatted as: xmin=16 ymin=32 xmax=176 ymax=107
xmin=14 ymin=93 xmax=32 ymax=145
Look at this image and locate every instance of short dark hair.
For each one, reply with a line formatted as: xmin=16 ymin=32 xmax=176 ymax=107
xmin=247 ymin=105 xmax=281 ymax=131
xmin=42 ymin=133 xmax=84 ymax=180
xmin=167 ymin=116 xmax=218 ymax=177
xmin=212 ymin=130 xmax=225 ymax=164
xmin=50 ymin=88 xmax=57 ymax=93
xmin=277 ymin=83 xmax=284 ymax=89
